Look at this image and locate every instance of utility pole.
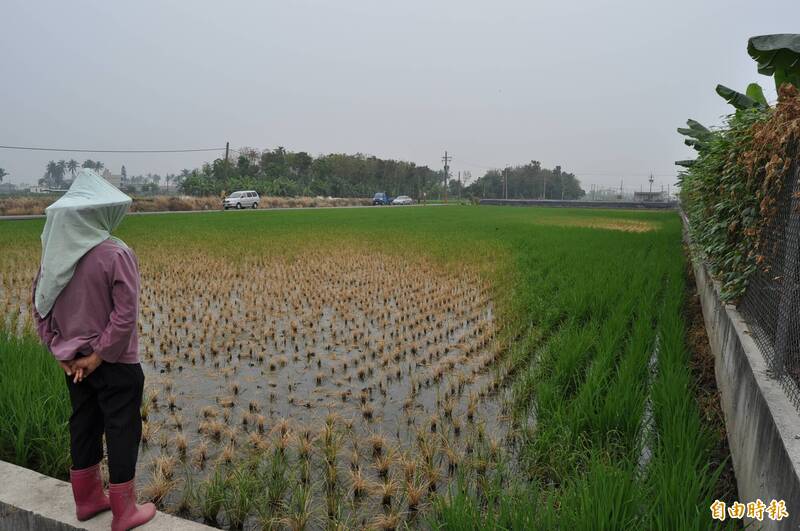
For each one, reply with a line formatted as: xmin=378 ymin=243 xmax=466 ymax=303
xmin=458 ymin=171 xmax=462 ymax=200
xmin=223 ymin=141 xmax=230 ymax=187
xmin=649 ymin=173 xmax=654 ymax=195
xmin=503 ymin=167 xmax=508 ymax=199
xmin=442 ymin=150 xmax=451 ymax=202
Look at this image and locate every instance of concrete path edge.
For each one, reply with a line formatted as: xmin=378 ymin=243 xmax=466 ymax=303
xmin=0 ymin=460 xmax=214 ymax=531
xmin=683 ymin=212 xmax=800 ymax=529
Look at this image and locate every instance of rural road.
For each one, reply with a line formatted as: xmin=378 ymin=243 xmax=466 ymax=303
xmin=0 ymin=202 xmax=448 ymax=222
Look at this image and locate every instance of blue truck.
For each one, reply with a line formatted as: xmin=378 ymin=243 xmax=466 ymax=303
xmin=372 ymin=192 xmax=394 ymax=205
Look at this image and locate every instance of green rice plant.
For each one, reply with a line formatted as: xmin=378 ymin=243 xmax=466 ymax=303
xmin=222 ymin=459 xmax=260 ymax=530
xmin=429 ymin=473 xmax=545 ymax=530
xmin=644 ymin=260 xmax=734 ymax=530
xmin=195 ymin=465 xmax=228 ymax=526
xmin=281 ymin=481 xmax=316 ymax=531
xmin=174 ymin=464 xmax=196 ymax=516
xmin=556 ymin=455 xmax=644 ymax=530
xmin=0 ymin=329 xmax=71 ymax=479
xmin=258 ymin=447 xmax=290 ymax=520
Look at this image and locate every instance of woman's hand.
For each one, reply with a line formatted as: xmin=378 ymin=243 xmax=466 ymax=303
xmin=58 ymin=360 xmax=75 ymax=376
xmin=72 ymin=352 xmax=103 ymax=383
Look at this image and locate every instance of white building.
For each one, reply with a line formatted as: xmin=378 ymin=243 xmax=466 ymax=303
xmin=102 ymin=169 xmax=122 ymax=189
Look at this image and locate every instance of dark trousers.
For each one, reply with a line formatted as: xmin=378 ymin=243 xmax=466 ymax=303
xmin=65 ymin=360 xmax=145 ymax=484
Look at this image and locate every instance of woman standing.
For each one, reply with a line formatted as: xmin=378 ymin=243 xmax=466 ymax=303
xmin=33 ymin=169 xmax=155 ymax=531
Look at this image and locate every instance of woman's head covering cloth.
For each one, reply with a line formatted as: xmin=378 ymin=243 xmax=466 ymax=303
xmin=35 ymin=169 xmax=132 ymax=318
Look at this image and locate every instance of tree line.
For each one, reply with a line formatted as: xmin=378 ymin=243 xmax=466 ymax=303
xmin=38 ymin=159 xmax=176 ymax=193
xmin=39 ymin=159 xmax=104 ymax=189
xmin=465 ymin=161 xmax=584 ymax=200
xmin=178 ymin=147 xmax=447 ymax=199
xmin=31 ymin=149 xmax=584 ymax=200
xmin=179 ymin=147 xmax=584 ymax=199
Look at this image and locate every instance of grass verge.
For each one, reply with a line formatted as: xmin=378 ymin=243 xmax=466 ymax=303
xmin=0 ymin=326 xmax=70 ymax=480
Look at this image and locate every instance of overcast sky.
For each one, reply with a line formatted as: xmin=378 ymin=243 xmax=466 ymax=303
xmin=2 ymin=0 xmax=799 ymax=191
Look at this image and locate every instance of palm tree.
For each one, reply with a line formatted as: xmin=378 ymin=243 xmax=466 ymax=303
xmin=67 ymin=159 xmax=79 ymax=179
xmin=0 ymin=168 xmax=7 ymax=183
xmin=56 ymin=160 xmax=67 ymax=186
xmin=94 ymin=161 xmax=104 ymax=172
xmin=44 ymin=161 xmax=58 ymax=187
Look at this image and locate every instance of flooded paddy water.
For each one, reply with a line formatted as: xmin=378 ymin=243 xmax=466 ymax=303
xmin=0 ymin=240 xmax=513 ymax=529
xmin=133 ymin=248 xmax=509 ymax=528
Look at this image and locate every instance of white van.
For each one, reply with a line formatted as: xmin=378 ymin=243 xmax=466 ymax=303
xmin=223 ymin=190 xmax=259 ymax=210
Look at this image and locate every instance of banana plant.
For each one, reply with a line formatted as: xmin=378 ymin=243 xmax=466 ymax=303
xmin=677 ymin=119 xmax=712 ymax=152
xmin=748 ymin=34 xmax=800 ymax=90
xmin=745 ymin=83 xmax=768 ymax=105
xmin=676 ymin=34 xmax=799 ymax=168
xmin=715 ymin=83 xmax=768 ymax=110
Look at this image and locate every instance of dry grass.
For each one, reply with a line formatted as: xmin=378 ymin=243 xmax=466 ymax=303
xmin=0 ymin=194 xmax=372 ymax=216
xmin=536 ymin=216 xmax=659 ymax=232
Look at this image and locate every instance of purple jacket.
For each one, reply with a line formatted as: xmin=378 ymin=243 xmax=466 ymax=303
xmin=34 ymin=239 xmax=140 ymax=364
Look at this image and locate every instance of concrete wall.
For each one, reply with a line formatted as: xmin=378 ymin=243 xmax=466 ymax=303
xmin=0 ymin=460 xmax=213 ymax=531
xmin=685 ymin=217 xmax=800 ymax=529
xmin=479 ymin=198 xmax=677 ymax=209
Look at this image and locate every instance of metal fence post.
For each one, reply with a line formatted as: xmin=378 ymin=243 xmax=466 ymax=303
xmin=775 ymin=164 xmax=800 ymax=376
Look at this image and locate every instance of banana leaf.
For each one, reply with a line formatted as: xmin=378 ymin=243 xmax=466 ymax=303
xmin=745 ymin=83 xmax=768 ymax=106
xmin=686 ymin=119 xmax=709 ymax=133
xmin=747 ymin=34 xmax=800 ymax=89
xmin=677 ymin=119 xmax=712 ymax=152
xmin=715 ymin=84 xmax=763 ymax=110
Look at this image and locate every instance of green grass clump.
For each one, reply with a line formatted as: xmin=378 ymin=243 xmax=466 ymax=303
xmin=0 ymin=327 xmax=71 ymax=479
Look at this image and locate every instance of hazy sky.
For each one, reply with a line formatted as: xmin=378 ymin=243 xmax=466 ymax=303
xmin=2 ymin=0 xmax=799 ymax=191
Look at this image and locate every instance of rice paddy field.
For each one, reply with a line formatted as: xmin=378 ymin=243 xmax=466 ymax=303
xmin=0 ymin=205 xmax=727 ymax=529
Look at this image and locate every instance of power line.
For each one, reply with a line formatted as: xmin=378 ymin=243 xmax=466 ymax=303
xmin=0 ymin=144 xmax=226 ymax=154
xmin=1 ymin=143 xmax=678 ymax=179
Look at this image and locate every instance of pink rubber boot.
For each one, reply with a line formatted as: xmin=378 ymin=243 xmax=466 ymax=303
xmin=70 ymin=463 xmax=111 ymax=521
xmin=108 ymin=478 xmax=156 ymax=531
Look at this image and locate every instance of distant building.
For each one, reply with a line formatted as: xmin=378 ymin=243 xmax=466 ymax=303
xmin=634 ymin=191 xmax=668 ymax=202
xmin=102 ymin=169 xmax=122 ymax=189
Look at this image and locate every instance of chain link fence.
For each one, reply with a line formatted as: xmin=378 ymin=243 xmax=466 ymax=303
xmin=738 ymin=162 xmax=800 ymax=407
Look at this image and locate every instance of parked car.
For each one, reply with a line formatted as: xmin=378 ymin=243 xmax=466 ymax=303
xmin=391 ymin=195 xmax=413 ymax=205
xmin=223 ymin=190 xmax=259 ymax=209
xmin=372 ymin=192 xmax=394 ymax=205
